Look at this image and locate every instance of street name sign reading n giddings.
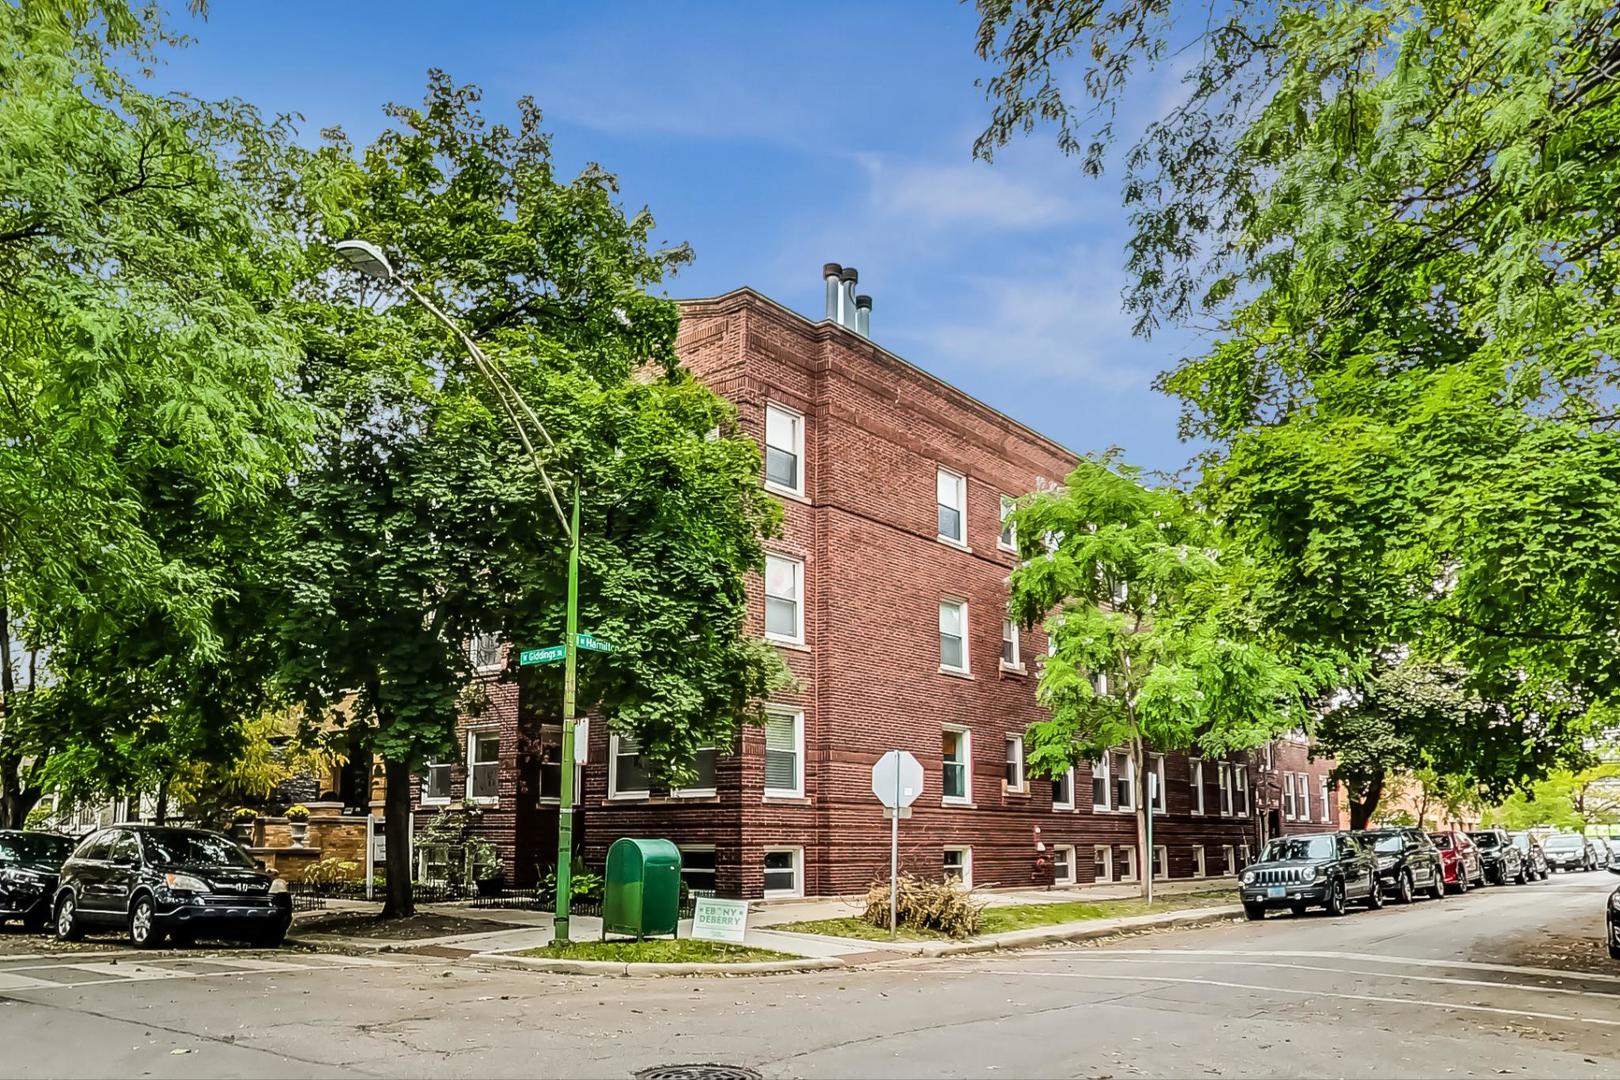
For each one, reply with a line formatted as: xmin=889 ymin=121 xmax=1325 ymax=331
xmin=872 ymin=750 xmax=924 ymax=942
xmin=519 ymin=634 xmax=614 ymax=667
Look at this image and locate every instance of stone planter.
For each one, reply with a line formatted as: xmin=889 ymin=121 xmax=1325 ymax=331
xmin=290 ymin=822 xmax=308 ymax=847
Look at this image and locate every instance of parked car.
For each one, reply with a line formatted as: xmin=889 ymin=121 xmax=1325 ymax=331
xmin=1239 ymin=832 xmax=1382 ymax=919
xmin=0 ymin=830 xmax=76 ymax=931
xmin=53 ymin=825 xmax=290 ymax=948
xmin=1608 ymin=838 xmax=1620 ymax=864
xmin=1587 ymin=837 xmax=1612 ymax=871
xmin=1355 ymin=828 xmax=1446 ymax=902
xmin=1541 ymin=832 xmax=1591 ymax=872
xmin=1608 ymin=862 xmax=1620 ymax=961
xmin=1466 ymin=828 xmax=1526 ymax=884
xmin=1507 ymin=832 xmax=1550 ymax=881
xmin=1430 ymin=830 xmax=1486 ymax=892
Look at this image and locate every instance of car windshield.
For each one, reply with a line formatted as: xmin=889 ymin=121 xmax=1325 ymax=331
xmin=1543 ymin=836 xmax=1582 ymax=851
xmin=1368 ymin=833 xmax=1404 ymax=853
xmin=1469 ymin=832 xmax=1501 ymax=849
xmin=0 ymin=833 xmax=74 ymax=864
xmin=1508 ymin=835 xmax=1531 ymax=850
xmin=138 ymin=830 xmax=255 ymax=869
xmin=1429 ymin=834 xmax=1453 ymax=849
xmin=1260 ymin=836 xmax=1336 ymax=862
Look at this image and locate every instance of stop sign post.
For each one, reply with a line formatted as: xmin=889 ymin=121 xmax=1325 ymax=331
xmin=872 ymin=750 xmax=924 ymax=941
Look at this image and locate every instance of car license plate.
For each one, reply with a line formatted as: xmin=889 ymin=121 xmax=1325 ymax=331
xmin=1267 ymin=886 xmax=1286 ymax=898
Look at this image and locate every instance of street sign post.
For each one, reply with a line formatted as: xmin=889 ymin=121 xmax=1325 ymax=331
xmin=871 ymin=750 xmax=924 ymax=941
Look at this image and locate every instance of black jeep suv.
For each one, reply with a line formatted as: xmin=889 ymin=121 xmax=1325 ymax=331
xmin=1466 ymin=828 xmax=1526 ymax=885
xmin=1353 ymin=827 xmax=1446 ymax=903
xmin=0 ymin=830 xmax=76 ymax=930
xmin=1240 ymin=832 xmax=1382 ymax=919
xmin=54 ymin=825 xmax=290 ymax=947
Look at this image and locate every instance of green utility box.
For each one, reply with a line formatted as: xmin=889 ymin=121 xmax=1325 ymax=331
xmin=602 ymin=837 xmax=682 ymax=941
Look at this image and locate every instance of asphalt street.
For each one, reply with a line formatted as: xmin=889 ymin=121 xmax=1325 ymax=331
xmin=0 ymin=871 xmax=1615 ymax=1079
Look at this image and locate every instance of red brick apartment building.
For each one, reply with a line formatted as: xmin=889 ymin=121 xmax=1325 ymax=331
xmin=411 ymin=266 xmax=1339 ymax=899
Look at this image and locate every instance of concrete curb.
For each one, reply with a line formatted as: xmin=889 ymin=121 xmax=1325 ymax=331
xmin=466 ymin=951 xmax=847 ymax=977
xmin=911 ymin=906 xmax=1244 ymax=957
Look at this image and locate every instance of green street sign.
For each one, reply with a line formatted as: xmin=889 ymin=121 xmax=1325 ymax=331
xmin=519 ymin=645 xmax=566 ymax=666
xmin=576 ymin=633 xmax=614 ymax=653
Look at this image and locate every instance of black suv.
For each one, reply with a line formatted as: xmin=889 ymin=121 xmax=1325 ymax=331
xmin=1466 ymin=828 xmax=1526 ymax=885
xmin=54 ymin=825 xmax=290 ymax=947
xmin=1354 ymin=827 xmax=1446 ymax=903
xmin=0 ymin=830 xmax=76 ymax=931
xmin=1508 ymin=832 xmax=1551 ymax=880
xmin=1607 ymin=862 xmax=1620 ymax=961
xmin=1240 ymin=832 xmax=1382 ymax=919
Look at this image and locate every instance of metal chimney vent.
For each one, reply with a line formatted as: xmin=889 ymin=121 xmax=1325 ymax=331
xmin=821 ymin=262 xmax=872 ymax=338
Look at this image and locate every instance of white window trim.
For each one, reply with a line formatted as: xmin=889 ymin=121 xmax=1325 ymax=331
xmin=1119 ymin=846 xmax=1139 ymax=883
xmin=1234 ymin=764 xmax=1250 ymax=817
xmin=763 ymin=553 xmax=805 ymax=645
xmin=1321 ymin=777 xmax=1333 ymax=824
xmin=943 ymin=845 xmax=973 ymax=888
xmin=1284 ymin=771 xmax=1297 ymax=821
xmin=762 ymin=845 xmax=803 ymax=898
xmin=1218 ymin=763 xmax=1234 ymax=816
xmin=1298 ymin=771 xmax=1311 ymax=822
xmin=942 ymin=725 xmax=973 ymax=806
xmin=1000 ymin=619 xmax=1022 ymax=671
xmin=1188 ymin=757 xmax=1205 ymax=816
xmin=998 ymin=494 xmax=1017 ymax=552
xmin=671 ymin=746 xmax=719 ymax=798
xmin=421 ymin=760 xmax=453 ymax=806
xmin=936 ymin=467 xmax=967 ymax=546
xmin=1053 ymin=766 xmax=1076 ymax=811
xmin=763 ymin=401 xmax=806 ymax=499
xmin=607 ymin=733 xmax=650 ymax=800
xmin=763 ymin=707 xmax=805 ymax=799
xmin=1093 ymin=844 xmax=1113 ymax=884
xmin=1091 ymin=757 xmax=1110 ymax=812
xmin=469 ymin=633 xmax=502 ymax=674
xmin=1153 ymin=844 xmax=1169 ymax=881
xmin=1112 ymin=750 xmax=1137 ymax=813
xmin=1149 ymin=753 xmax=1166 ymax=815
xmin=677 ymin=844 xmax=718 ymax=892
xmin=465 ymin=728 xmax=500 ymax=807
xmin=939 ymin=598 xmax=970 ymax=674
xmin=1192 ymin=845 xmax=1206 ymax=879
xmin=1004 ymin=734 xmax=1025 ymax=794
xmin=1052 ymin=844 xmax=1077 ymax=885
xmin=1223 ymin=844 xmax=1237 ymax=876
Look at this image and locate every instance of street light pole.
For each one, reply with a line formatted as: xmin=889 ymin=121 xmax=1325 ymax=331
xmin=333 ymin=239 xmax=584 ymax=946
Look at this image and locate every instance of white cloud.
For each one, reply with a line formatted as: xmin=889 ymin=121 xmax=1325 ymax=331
xmin=855 ymin=153 xmax=1089 ymax=232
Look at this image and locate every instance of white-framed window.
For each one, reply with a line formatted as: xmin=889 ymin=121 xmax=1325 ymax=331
xmin=1110 ymin=749 xmax=1135 ymax=811
xmin=1001 ymin=619 xmax=1020 ymax=668
xmin=942 ymin=726 xmax=972 ymax=804
xmin=1321 ymin=777 xmax=1333 ymax=823
xmin=678 ymin=845 xmax=717 ymax=895
xmin=1153 ymin=845 xmax=1169 ymax=880
xmin=1222 ymin=844 xmax=1236 ymax=876
xmin=943 ymin=845 xmax=972 ymax=886
xmin=1284 ymin=771 xmax=1297 ymax=820
xmin=939 ymin=599 xmax=969 ymax=673
xmin=1149 ymin=753 xmax=1166 ymax=814
xmin=467 ymin=729 xmax=500 ymax=805
xmin=1234 ymin=765 xmax=1250 ymax=816
xmin=1091 ymin=758 xmax=1109 ymax=811
xmin=1052 ymin=844 xmax=1076 ymax=885
xmin=763 ymin=708 xmax=803 ymax=798
xmin=1052 ymin=767 xmax=1075 ymax=810
xmin=608 ymin=733 xmax=651 ymax=799
xmin=1004 ymin=734 xmax=1025 ymax=793
xmin=673 ymin=745 xmax=718 ymax=797
xmin=764 ymin=402 xmax=805 ymax=496
xmin=764 ymin=553 xmax=804 ymax=644
xmin=1093 ymin=844 xmax=1112 ymax=883
xmin=1119 ymin=846 xmax=1139 ymax=882
xmin=1218 ymin=763 xmax=1234 ymax=816
xmin=1297 ymin=772 xmax=1311 ymax=822
xmin=1192 ymin=845 xmax=1206 ymax=878
xmin=1188 ymin=758 xmax=1205 ymax=816
xmin=763 ymin=846 xmax=802 ymax=898
xmin=936 ymin=467 xmax=966 ymax=544
xmin=1262 ymin=743 xmax=1273 ymax=771
xmin=469 ymin=633 xmax=501 ymax=672
xmin=998 ymin=495 xmax=1017 ymax=550
xmin=422 ymin=759 xmax=452 ymax=805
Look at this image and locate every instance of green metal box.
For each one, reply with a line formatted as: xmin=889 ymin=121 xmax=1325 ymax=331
xmin=601 ymin=837 xmax=682 ymax=941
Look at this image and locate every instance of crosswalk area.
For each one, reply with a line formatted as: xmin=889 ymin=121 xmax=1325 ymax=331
xmin=0 ymin=949 xmax=399 ymax=995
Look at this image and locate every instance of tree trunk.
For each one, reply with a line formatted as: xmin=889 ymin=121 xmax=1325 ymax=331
xmin=381 ymin=757 xmax=414 ymax=918
xmin=1132 ymin=736 xmax=1150 ymax=902
xmin=1348 ymin=770 xmax=1385 ymax=831
xmin=154 ymin=778 xmax=169 ymax=825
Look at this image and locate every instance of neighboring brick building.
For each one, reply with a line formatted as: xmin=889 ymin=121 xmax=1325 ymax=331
xmin=1254 ymin=734 xmax=1343 ymax=838
xmin=410 ymin=267 xmax=1340 ymax=897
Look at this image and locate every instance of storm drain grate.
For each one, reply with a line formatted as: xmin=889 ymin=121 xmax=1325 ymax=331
xmin=634 ymin=1067 xmax=764 ymax=1080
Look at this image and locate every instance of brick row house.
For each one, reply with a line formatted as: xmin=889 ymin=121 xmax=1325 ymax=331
xmin=409 ymin=267 xmax=1340 ymax=898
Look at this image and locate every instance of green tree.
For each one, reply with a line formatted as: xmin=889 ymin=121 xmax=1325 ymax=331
xmin=1007 ymin=456 xmax=1314 ymax=897
xmin=0 ymin=1 xmax=313 ymax=825
xmin=1486 ymin=763 xmax=1620 ymax=831
xmin=279 ymin=75 xmax=786 ymax=916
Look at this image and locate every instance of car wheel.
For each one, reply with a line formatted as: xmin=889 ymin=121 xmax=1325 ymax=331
xmin=128 ymin=895 xmax=162 ymax=949
xmin=1428 ymin=867 xmax=1446 ymax=899
xmin=1456 ymin=870 xmax=1469 ymax=894
xmin=1366 ymin=874 xmax=1385 ymax=909
xmin=1397 ymin=870 xmax=1415 ymax=904
xmin=54 ymin=893 xmax=81 ymax=942
xmin=1610 ymin=942 xmax=1620 ymax=961
xmin=1325 ymin=878 xmax=1347 ymax=917
xmin=1515 ymin=863 xmax=1527 ymax=885
xmin=1243 ymin=903 xmax=1266 ymax=921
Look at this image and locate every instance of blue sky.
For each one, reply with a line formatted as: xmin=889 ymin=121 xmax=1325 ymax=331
xmin=157 ymin=2 xmax=1204 ymax=475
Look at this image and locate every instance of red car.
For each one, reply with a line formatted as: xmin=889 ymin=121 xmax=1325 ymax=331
xmin=1429 ymin=831 xmax=1485 ymax=892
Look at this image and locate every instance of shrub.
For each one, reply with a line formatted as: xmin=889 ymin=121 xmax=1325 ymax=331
xmin=301 ymin=857 xmax=362 ymax=891
xmin=232 ymin=806 xmax=257 ymax=823
xmin=862 ymin=874 xmax=985 ymax=939
xmin=285 ymin=804 xmax=310 ymax=823
xmin=23 ymin=803 xmax=55 ymax=831
xmin=539 ymin=867 xmax=604 ymax=904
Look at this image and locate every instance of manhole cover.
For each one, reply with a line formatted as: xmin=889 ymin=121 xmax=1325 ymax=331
xmin=634 ymin=1067 xmax=763 ymax=1080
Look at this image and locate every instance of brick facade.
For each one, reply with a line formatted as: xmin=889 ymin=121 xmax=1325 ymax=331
xmin=409 ymin=283 xmax=1341 ymax=898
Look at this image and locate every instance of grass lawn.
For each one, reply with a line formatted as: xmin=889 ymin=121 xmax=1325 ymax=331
xmin=776 ymin=889 xmax=1238 ymax=942
xmin=519 ymin=939 xmax=790 ymax=964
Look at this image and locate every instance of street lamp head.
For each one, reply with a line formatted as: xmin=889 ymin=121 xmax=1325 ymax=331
xmin=332 ymin=239 xmax=395 ymax=281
